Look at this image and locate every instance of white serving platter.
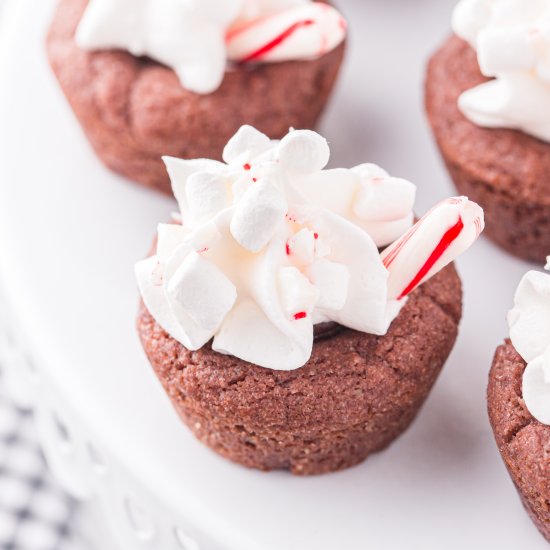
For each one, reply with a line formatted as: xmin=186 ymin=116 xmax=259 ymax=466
xmin=0 ymin=0 xmax=546 ymax=549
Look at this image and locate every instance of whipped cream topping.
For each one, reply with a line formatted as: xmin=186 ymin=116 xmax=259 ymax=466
xmin=76 ymin=0 xmax=347 ymax=94
xmin=135 ymin=126 xmax=484 ymax=371
xmin=508 ymin=261 xmax=550 ymax=425
xmin=453 ymin=0 xmax=550 ymax=142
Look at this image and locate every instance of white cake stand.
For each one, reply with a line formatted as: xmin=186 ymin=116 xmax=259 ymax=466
xmin=0 ymin=1 xmax=546 ymax=549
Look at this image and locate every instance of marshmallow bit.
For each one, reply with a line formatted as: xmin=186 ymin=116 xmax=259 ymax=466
xmin=381 ymin=197 xmax=484 ymax=301
xmin=351 ymin=163 xmax=389 ymax=181
xmin=136 ymin=255 xmax=213 ymax=351
xmin=277 ymin=266 xmax=319 ymax=320
xmin=167 ymin=252 xmax=237 ymax=332
xmin=452 ymin=0 xmax=493 ymax=47
xmin=277 ymin=130 xmax=330 ymax=174
xmin=186 ymin=171 xmax=229 ymax=222
xmin=230 ymin=179 xmax=287 ymax=253
xmin=163 ymin=157 xmax=226 ymax=222
xmin=222 ymin=125 xmax=272 ymax=165
xmin=523 ymin=353 xmax=550 ymax=425
xmin=306 ymin=259 xmax=349 ymax=311
xmin=286 ymin=228 xmax=315 ymax=266
xmin=478 ymin=27 xmax=536 ymax=76
xmin=353 ymin=173 xmax=416 ymax=223
xmin=361 ymin=215 xmax=414 ymax=250
xmin=157 ymin=224 xmax=189 ymax=262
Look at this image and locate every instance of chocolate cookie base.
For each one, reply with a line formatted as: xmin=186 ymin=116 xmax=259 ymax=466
xmin=46 ymin=0 xmax=345 ymax=194
xmin=426 ymin=35 xmax=550 ymax=263
xmin=137 ymin=264 xmax=462 ymax=475
xmin=488 ymin=342 xmax=550 ymax=541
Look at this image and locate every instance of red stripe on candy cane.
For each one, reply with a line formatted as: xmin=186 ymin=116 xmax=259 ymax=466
xmin=383 ymin=198 xmax=459 ymax=269
xmin=239 ymin=19 xmax=316 ymax=63
xmin=397 ymin=216 xmax=464 ymax=300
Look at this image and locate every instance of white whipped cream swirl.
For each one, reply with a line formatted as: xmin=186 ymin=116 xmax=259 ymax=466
xmin=453 ymin=0 xmax=550 ymax=142
xmin=508 ymin=259 xmax=550 ymax=425
xmin=76 ymin=0 xmax=347 ymax=94
xmin=135 ymin=126 xmax=484 ymax=371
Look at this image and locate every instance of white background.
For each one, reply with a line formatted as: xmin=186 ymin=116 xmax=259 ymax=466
xmin=0 ymin=0 xmax=546 ymax=549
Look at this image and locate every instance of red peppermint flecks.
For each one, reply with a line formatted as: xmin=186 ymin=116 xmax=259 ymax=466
xmin=197 ymin=247 xmax=209 ymax=254
xmin=314 ymin=233 xmax=319 ymax=240
xmin=294 ymin=311 xmax=307 ymax=320
xmin=243 ymin=163 xmax=251 ymax=171
xmin=285 ymin=241 xmax=291 ymax=255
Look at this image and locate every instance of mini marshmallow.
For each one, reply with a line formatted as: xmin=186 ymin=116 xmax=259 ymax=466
xmin=222 ymin=125 xmax=272 ymax=165
xmin=286 ymin=228 xmax=315 ymax=266
xmin=167 ymin=252 xmax=237 ymax=332
xmin=478 ymin=27 xmax=536 ymax=76
xmin=353 ymin=176 xmax=416 ymax=222
xmin=163 ymin=157 xmax=226 ymax=221
xmin=230 ymin=179 xmax=287 ymax=253
xmin=277 ymin=130 xmax=330 ymax=174
xmin=351 ymin=163 xmax=389 ymax=181
xmin=157 ymin=224 xmax=189 ymax=262
xmin=306 ymin=259 xmax=349 ymax=311
xmin=186 ymin=171 xmax=230 ymax=222
xmin=293 ymin=169 xmax=360 ymax=221
xmin=277 ymin=266 xmax=319 ymax=319
xmin=452 ymin=0 xmax=493 ymax=47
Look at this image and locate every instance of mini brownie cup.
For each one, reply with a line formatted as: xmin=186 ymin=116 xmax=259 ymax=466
xmin=488 ymin=342 xmax=550 ymax=542
xmin=135 ymin=126 xmax=484 ymax=475
xmin=138 ymin=266 xmax=461 ymax=475
xmin=426 ymin=36 xmax=550 ymax=263
xmin=489 ymin=266 xmax=550 ymax=540
xmin=46 ymin=0 xmax=346 ymax=194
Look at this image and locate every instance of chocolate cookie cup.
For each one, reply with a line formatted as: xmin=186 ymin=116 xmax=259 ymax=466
xmin=46 ymin=0 xmax=346 ymax=194
xmin=488 ymin=342 xmax=550 ymax=542
xmin=426 ymin=35 xmax=550 ymax=263
xmin=134 ymin=126 xmax=484 ymax=475
xmin=138 ymin=264 xmax=462 ymax=475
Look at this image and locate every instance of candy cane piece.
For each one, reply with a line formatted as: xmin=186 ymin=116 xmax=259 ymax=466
xmin=226 ymin=3 xmax=346 ymax=63
xmin=381 ymin=197 xmax=484 ymax=301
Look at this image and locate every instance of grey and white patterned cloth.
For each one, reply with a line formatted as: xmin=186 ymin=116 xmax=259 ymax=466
xmin=0 ymin=376 xmax=80 ymax=550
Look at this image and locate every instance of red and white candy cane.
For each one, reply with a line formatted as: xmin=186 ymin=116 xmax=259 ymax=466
xmin=381 ymin=197 xmax=484 ymax=301
xmin=226 ymin=3 xmax=347 ymax=63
